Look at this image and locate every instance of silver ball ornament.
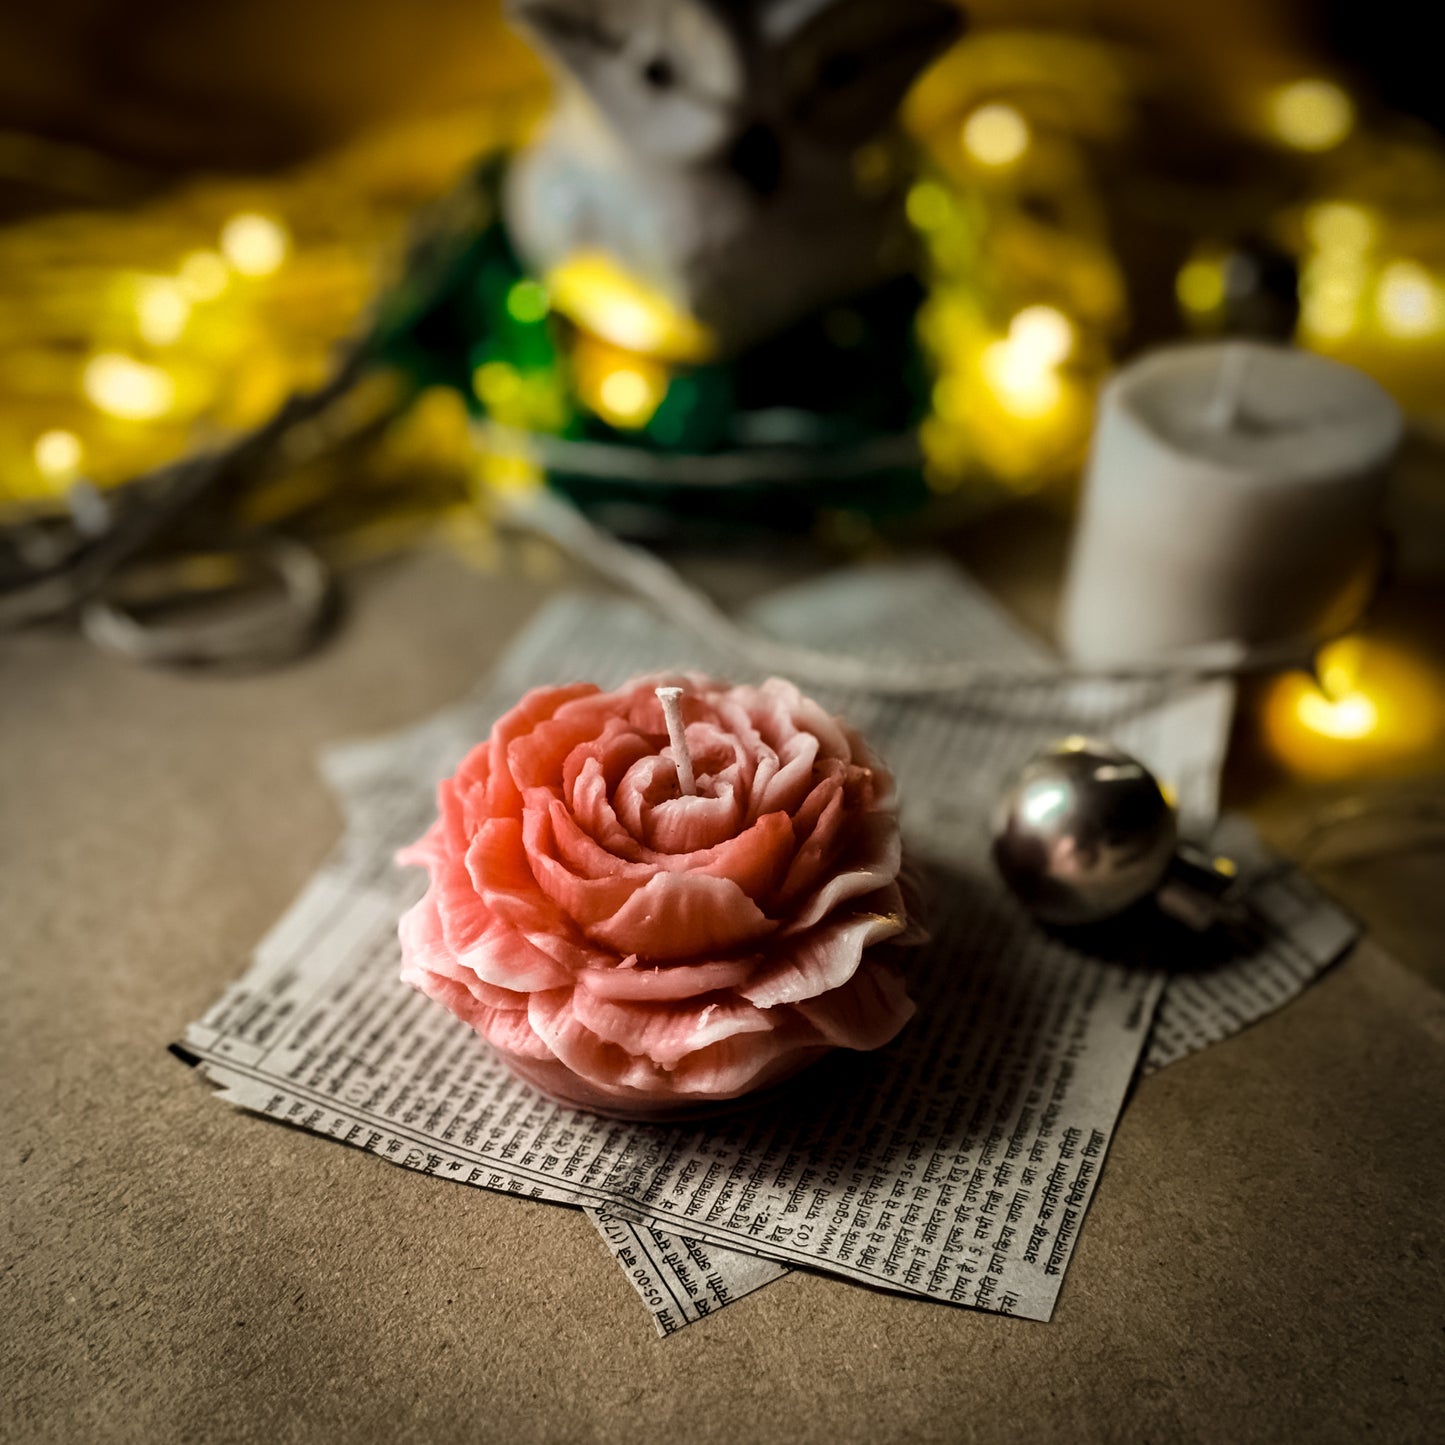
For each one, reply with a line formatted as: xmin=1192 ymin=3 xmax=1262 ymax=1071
xmin=991 ymin=738 xmax=1179 ymax=926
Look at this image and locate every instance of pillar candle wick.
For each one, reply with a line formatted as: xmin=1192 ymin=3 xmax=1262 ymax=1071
xmin=655 ymin=686 xmax=696 ymax=796
xmin=1204 ymin=342 xmax=1254 ymax=432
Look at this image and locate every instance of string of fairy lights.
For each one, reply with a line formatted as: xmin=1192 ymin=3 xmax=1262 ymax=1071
xmin=0 ymin=31 xmax=1441 ymax=773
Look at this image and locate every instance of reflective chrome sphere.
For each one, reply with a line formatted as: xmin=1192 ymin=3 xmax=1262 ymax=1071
xmin=991 ymin=738 xmax=1179 ymax=926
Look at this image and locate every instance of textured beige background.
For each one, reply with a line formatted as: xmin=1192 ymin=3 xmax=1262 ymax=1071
xmin=4 ymin=548 xmax=1443 ymax=1444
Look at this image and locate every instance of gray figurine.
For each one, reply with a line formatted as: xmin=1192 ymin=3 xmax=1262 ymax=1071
xmin=504 ymin=0 xmax=963 ymax=356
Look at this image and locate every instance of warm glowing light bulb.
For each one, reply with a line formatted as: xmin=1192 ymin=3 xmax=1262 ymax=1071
xmin=135 ymin=277 xmax=191 ymax=345
xmin=220 ymin=212 xmax=289 ymax=277
xmin=1267 ymin=79 xmax=1354 ymax=152
xmin=33 ymin=429 xmax=83 ymax=479
xmin=1376 ymin=261 xmax=1443 ymax=338
xmin=961 ymin=104 xmax=1030 ymax=167
xmin=1293 ymin=638 xmax=1379 ymax=740
xmin=1318 ymin=639 xmax=1365 ymax=698
xmin=981 ymin=338 xmax=1062 ymax=419
xmin=1177 ymin=259 xmax=1225 ymax=315
xmin=178 ymin=250 xmax=229 ymax=301
xmin=1265 ymin=638 xmax=1439 ymax=774
xmin=83 ymin=353 xmax=176 ymax=420
xmin=1296 ymin=688 xmax=1379 ymax=740
xmin=1008 ymin=305 xmax=1074 ymax=366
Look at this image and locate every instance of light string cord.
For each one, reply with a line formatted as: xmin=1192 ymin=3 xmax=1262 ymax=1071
xmin=496 ymin=483 xmax=1338 ymax=696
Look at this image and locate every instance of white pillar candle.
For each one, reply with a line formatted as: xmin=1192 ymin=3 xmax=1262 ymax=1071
xmin=1059 ymin=341 xmax=1402 ymax=665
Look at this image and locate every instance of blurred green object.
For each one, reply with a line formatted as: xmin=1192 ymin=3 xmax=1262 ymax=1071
xmin=378 ymin=164 xmax=932 ymax=535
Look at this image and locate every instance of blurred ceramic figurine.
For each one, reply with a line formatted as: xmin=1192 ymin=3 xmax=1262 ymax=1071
xmin=504 ymin=0 xmax=963 ymax=356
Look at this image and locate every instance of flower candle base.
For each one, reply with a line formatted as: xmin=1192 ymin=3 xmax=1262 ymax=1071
xmin=397 ymin=673 xmax=924 ymax=1122
xmin=498 ymin=1048 xmax=836 ymax=1123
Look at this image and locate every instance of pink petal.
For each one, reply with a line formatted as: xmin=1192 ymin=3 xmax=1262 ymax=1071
xmin=399 ymin=888 xmax=532 ymax=1011
xmin=568 ymin=988 xmax=776 ymax=1068
xmin=752 ymin=730 xmax=821 ymax=818
xmin=588 ymin=871 xmax=775 ymax=960
xmin=791 ymin=960 xmax=915 ymax=1050
xmin=561 ymin=717 xmax=651 ymax=798
xmin=575 ymin=955 xmax=760 ymax=1001
xmin=522 ymin=804 xmax=648 ymax=927
xmin=506 ymin=698 xmax=615 ymax=791
xmin=568 ymin=755 xmax=647 ymax=860
xmin=432 ymin=852 xmax=576 ymax=992
xmin=484 ymin=683 xmax=600 ymax=816
xmin=461 ymin=819 xmax=593 ymax=977
xmin=775 ymin=776 xmax=846 ymax=904
xmin=783 ymin=813 xmax=902 ymax=933
xmin=643 ymin=781 xmax=744 ymax=854
xmin=542 ymin=796 xmax=652 ymax=882
xmin=739 ymin=905 xmax=905 ymax=1008
xmin=527 ymin=990 xmax=820 ymax=1099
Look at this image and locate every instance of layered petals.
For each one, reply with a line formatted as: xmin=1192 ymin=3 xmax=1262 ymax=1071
xmin=395 ymin=672 xmax=925 ymax=1120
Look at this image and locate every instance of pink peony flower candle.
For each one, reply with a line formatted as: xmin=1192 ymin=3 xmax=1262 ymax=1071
xmin=396 ymin=673 xmax=923 ymax=1120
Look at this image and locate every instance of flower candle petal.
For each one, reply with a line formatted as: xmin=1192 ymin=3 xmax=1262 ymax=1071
xmin=568 ymin=988 xmax=776 ymax=1068
xmin=739 ymin=905 xmax=905 ymax=1009
xmin=791 ymin=962 xmax=914 ymax=1050
xmin=588 ymin=871 xmax=775 ymax=959
xmin=396 ymin=671 xmax=925 ymax=1119
xmin=575 ymin=954 xmax=759 ymax=1001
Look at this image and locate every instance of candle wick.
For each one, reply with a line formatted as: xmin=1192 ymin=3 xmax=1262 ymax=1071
xmin=1204 ymin=343 xmax=1254 ymax=432
xmin=655 ymin=686 xmax=696 ymax=796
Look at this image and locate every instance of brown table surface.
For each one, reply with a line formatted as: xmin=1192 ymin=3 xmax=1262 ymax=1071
xmin=4 ymin=543 xmax=1443 ymax=1445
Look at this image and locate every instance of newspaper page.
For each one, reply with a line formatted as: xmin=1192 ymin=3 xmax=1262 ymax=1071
xmin=1142 ymin=815 xmax=1359 ymax=1073
xmin=178 ymin=562 xmax=1351 ymax=1335
xmin=591 ymin=836 xmax=1359 ymax=1335
xmin=590 ymin=1208 xmax=789 ymax=1334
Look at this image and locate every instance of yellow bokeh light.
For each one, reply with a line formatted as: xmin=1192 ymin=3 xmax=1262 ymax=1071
xmin=596 ymin=366 xmax=662 ymax=428
xmin=545 ymin=252 xmax=714 ymax=364
xmin=1301 ymin=253 xmax=1367 ymax=340
xmin=1304 ymin=296 xmax=1357 ymax=340
xmin=33 ymin=429 xmax=84 ymax=480
xmin=478 ymin=447 xmax=544 ymax=496
xmin=981 ymin=337 xmax=1062 ymax=419
xmin=1376 ymin=260 xmax=1443 ymax=338
xmin=473 ymin=360 xmax=521 ymax=411
xmin=220 ymin=212 xmax=290 ymax=277
xmin=1267 ymin=79 xmax=1354 ymax=152
xmin=83 ymin=353 xmax=176 ymax=420
xmin=1263 ymin=635 xmax=1442 ymax=776
xmin=1296 ymin=688 xmax=1379 ymax=740
xmin=1304 ymin=201 xmax=1377 ymax=254
xmin=961 ymin=104 xmax=1030 ymax=167
xmin=1318 ymin=637 xmax=1366 ymax=698
xmin=931 ymin=373 xmax=969 ymax=425
xmin=135 ymin=277 xmax=191 ymax=346
xmin=178 ymin=250 xmax=230 ymax=302
xmin=1177 ymin=259 xmax=1225 ymax=316
xmin=905 ymin=181 xmax=951 ymax=231
xmin=1008 ymin=305 xmax=1074 ymax=366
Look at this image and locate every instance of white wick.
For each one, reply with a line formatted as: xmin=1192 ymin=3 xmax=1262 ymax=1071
xmin=1204 ymin=342 xmax=1254 ymax=432
xmin=655 ymin=686 xmax=696 ymax=796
